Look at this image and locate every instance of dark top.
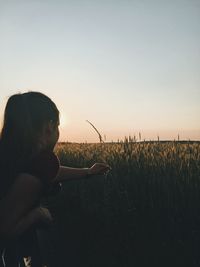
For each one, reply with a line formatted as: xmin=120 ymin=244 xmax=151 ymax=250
xmin=0 ymin=150 xmax=60 ymax=199
xmin=24 ymin=150 xmax=60 ymax=195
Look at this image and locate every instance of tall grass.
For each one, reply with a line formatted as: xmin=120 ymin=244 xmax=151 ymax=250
xmin=47 ymin=139 xmax=200 ymax=267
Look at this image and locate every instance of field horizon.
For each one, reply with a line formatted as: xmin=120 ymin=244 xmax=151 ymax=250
xmin=58 ymin=140 xmax=200 ymax=145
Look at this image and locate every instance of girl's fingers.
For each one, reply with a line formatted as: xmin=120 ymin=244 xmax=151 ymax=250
xmin=91 ymin=163 xmax=111 ymax=175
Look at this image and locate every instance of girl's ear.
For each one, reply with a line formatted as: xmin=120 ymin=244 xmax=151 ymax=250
xmin=45 ymin=121 xmax=55 ymax=135
xmin=40 ymin=121 xmax=53 ymax=138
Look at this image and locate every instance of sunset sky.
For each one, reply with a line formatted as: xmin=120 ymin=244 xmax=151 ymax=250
xmin=0 ymin=0 xmax=199 ymax=142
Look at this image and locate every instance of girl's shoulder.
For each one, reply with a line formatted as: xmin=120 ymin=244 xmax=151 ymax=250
xmin=25 ymin=151 xmax=60 ymax=186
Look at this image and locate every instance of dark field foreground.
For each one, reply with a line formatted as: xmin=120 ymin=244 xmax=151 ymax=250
xmin=44 ymin=141 xmax=200 ymax=267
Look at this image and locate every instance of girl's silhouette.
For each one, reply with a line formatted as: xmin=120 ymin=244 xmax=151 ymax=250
xmin=0 ymin=91 xmax=110 ymax=267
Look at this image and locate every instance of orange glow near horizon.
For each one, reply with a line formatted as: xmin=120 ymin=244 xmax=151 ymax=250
xmin=58 ymin=127 xmax=200 ymax=143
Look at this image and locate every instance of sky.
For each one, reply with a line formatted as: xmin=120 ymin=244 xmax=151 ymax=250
xmin=0 ymin=0 xmax=199 ymax=142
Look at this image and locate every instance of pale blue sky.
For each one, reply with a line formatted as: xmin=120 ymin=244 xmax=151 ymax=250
xmin=0 ymin=0 xmax=199 ymax=142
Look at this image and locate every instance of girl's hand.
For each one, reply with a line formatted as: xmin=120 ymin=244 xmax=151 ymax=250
xmin=88 ymin=163 xmax=111 ymax=176
xmin=35 ymin=206 xmax=53 ymax=227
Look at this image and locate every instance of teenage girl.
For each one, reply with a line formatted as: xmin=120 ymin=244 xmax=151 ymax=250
xmin=0 ymin=91 xmax=111 ymax=266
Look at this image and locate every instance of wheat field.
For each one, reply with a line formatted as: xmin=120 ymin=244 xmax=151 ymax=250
xmin=46 ymin=140 xmax=200 ymax=267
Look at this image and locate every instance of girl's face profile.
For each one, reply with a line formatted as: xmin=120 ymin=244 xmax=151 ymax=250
xmin=42 ymin=120 xmax=60 ymax=151
xmin=54 ymin=122 xmax=60 ymax=144
xmin=50 ymin=120 xmax=60 ymax=149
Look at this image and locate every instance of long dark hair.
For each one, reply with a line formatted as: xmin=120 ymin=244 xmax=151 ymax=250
xmin=0 ymin=91 xmax=59 ymax=195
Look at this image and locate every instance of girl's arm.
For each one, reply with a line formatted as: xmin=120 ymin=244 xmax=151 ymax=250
xmin=54 ymin=163 xmax=111 ymax=182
